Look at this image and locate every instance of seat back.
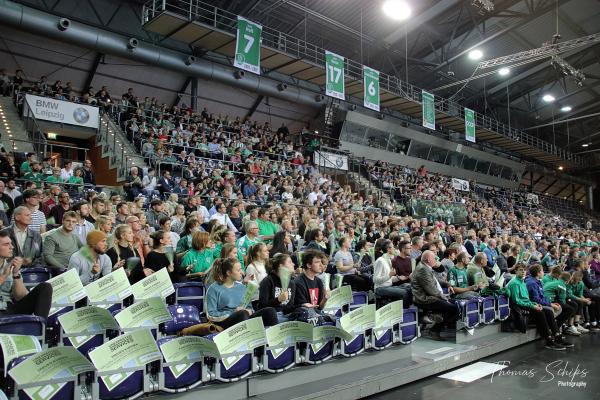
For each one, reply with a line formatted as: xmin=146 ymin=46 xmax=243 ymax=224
xmin=480 ymin=296 xmax=496 ymax=324
xmin=163 ymin=305 xmax=200 ymax=335
xmin=496 ymin=294 xmax=510 ymax=321
xmin=174 ymin=282 xmax=205 ymax=311
xmin=0 ymin=315 xmax=46 ymax=344
xmin=349 ymin=291 xmax=368 ymax=312
xmin=399 ymin=307 xmax=419 ymax=344
xmin=21 ymin=267 xmax=51 ymax=289
xmin=454 ymin=298 xmax=481 ymax=329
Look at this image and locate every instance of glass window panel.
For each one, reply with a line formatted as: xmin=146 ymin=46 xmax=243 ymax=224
xmin=408 ymin=142 xmax=430 ymax=160
xmin=489 ymin=163 xmax=503 ymax=178
xmin=475 ymin=159 xmax=491 ymax=174
xmin=444 ymin=151 xmax=463 ymax=167
xmin=428 ymin=147 xmax=448 ymax=164
xmin=500 ymin=166 xmax=513 ymax=180
xmin=366 ymin=128 xmax=390 ymax=150
xmin=461 ymin=155 xmax=477 ymax=171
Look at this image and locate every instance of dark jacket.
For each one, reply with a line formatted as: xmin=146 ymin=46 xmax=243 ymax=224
xmin=258 ymin=272 xmax=296 ymax=314
xmin=525 ymin=276 xmax=550 ymax=306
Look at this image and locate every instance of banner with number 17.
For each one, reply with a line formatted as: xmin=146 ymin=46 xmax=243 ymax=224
xmin=325 ymin=50 xmax=345 ymax=100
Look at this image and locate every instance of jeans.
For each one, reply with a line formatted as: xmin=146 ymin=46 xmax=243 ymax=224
xmin=376 ymin=285 xmax=412 ymax=308
xmin=215 ymin=307 xmax=278 ymax=330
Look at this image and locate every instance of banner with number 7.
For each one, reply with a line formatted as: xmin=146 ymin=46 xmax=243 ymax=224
xmin=234 ymin=16 xmax=262 ymax=75
xmin=325 ymin=50 xmax=345 ymax=100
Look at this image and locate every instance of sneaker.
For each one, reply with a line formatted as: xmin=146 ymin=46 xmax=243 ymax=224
xmin=591 ymin=321 xmax=598 ymax=327
xmin=422 ymin=315 xmax=434 ymax=324
xmin=431 ymin=313 xmax=444 ymax=323
xmin=589 ymin=326 xmax=600 ymax=332
xmin=545 ymin=340 xmax=566 ymax=351
xmin=576 ymin=325 xmax=589 ymax=334
xmin=565 ymin=326 xmax=581 ymax=336
xmin=429 ymin=331 xmax=445 ymax=341
xmin=556 ymin=336 xmax=574 ymax=348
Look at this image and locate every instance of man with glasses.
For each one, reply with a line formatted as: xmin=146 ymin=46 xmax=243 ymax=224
xmin=15 ymin=189 xmax=46 ymax=233
xmin=49 ymin=191 xmax=71 ymax=224
xmin=2 ymin=206 xmax=43 ymax=267
xmin=238 ymin=221 xmax=262 ymax=267
xmin=43 ymin=211 xmax=82 ymax=269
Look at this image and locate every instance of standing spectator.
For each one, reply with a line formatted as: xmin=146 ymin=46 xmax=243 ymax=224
xmin=0 ymin=180 xmax=15 ymax=220
xmin=3 ymin=179 xmax=20 ymax=202
xmin=60 ymin=161 xmax=74 ymax=182
xmin=124 ymin=167 xmax=143 ymax=199
xmin=19 ymin=153 xmax=36 ymax=176
xmin=82 ymin=159 xmax=96 ymax=187
xmin=1 ymin=206 xmax=43 ymax=267
xmin=23 ymin=161 xmax=44 ymax=188
xmin=43 ymin=211 xmax=82 ymax=269
xmin=68 ymin=230 xmax=112 ymax=285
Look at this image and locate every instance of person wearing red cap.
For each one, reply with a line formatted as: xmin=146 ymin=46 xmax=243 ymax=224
xmin=68 ymin=230 xmax=112 ymax=285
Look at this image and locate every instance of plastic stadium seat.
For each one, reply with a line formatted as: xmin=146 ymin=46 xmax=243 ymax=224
xmin=372 ymin=328 xmax=394 ymax=350
xmin=453 ymin=298 xmax=481 ymax=329
xmin=339 ymin=333 xmax=366 ymax=357
xmin=302 ymin=322 xmax=336 ymax=365
xmin=49 ymin=267 xmax=68 ymax=278
xmin=21 ymin=267 xmax=51 ymax=290
xmin=264 ymin=346 xmax=297 ymax=373
xmin=5 ymin=356 xmax=77 ymax=400
xmin=0 ymin=315 xmax=46 ymax=338
xmin=480 ymin=296 xmax=497 ymax=324
xmin=46 ymin=307 xmax=74 ymax=346
xmin=162 ymin=305 xmax=200 ymax=335
xmin=399 ymin=307 xmax=420 ymax=344
xmin=496 ymin=294 xmax=510 ymax=321
xmin=349 ymin=291 xmax=368 ymax=312
xmin=172 ymin=282 xmax=205 ymax=311
xmin=157 ymin=336 xmax=206 ymax=391
xmin=205 ymin=332 xmax=259 ymax=382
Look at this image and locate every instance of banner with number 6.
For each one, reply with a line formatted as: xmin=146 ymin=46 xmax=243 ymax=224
xmin=325 ymin=50 xmax=345 ymax=100
xmin=363 ymin=66 xmax=380 ymax=112
xmin=234 ymin=16 xmax=262 ymax=75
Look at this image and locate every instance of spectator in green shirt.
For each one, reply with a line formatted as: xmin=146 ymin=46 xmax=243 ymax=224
xmin=45 ymin=167 xmax=64 ymax=184
xmin=67 ymin=168 xmax=84 ymax=186
xmin=256 ymin=208 xmax=279 ymax=242
xmin=23 ymin=161 xmax=45 ymax=188
xmin=180 ymin=231 xmax=215 ymax=282
xmin=448 ymin=252 xmax=479 ymax=299
xmin=237 ymin=221 xmax=262 ymax=267
xmin=19 ymin=153 xmax=36 ymax=175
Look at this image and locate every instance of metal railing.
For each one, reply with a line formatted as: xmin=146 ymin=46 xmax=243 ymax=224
xmin=142 ymin=0 xmax=585 ymax=166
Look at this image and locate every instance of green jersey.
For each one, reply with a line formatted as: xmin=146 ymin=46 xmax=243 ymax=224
xmin=448 ymin=266 xmax=469 ymax=288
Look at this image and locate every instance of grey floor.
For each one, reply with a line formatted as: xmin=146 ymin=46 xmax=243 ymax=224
xmin=368 ymin=332 xmax=600 ymax=400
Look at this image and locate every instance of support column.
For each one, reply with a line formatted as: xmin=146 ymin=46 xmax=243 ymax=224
xmin=588 ymin=185 xmax=594 ymax=211
xmin=190 ymin=78 xmax=198 ymax=111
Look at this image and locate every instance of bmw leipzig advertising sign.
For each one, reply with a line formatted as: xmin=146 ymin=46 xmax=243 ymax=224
xmin=25 ymin=94 xmax=99 ymax=129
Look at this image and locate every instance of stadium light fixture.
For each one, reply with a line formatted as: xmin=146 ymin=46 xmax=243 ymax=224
xmin=382 ymin=0 xmax=412 ymax=20
xmin=498 ymin=67 xmax=510 ymax=76
xmin=558 ymin=165 xmax=564 ymax=170
xmin=582 ymin=143 xmax=589 ymax=147
xmin=468 ymin=49 xmax=483 ymax=60
xmin=542 ymin=94 xmax=555 ymax=102
xmin=560 ymin=105 xmax=572 ymax=112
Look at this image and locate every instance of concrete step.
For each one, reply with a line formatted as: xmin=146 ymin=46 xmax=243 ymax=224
xmin=0 ymin=97 xmax=34 ymax=153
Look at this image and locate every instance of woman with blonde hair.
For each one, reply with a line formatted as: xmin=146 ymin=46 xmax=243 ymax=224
xmin=106 ymin=224 xmax=146 ymax=283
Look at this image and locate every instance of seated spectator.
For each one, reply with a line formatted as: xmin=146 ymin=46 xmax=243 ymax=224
xmin=146 ymin=199 xmax=168 ymax=230
xmin=544 ymin=270 xmax=579 ymax=336
xmin=180 ymin=231 xmax=214 ymax=281
xmin=245 ymin=243 xmax=270 ymax=303
xmin=23 ymin=161 xmax=44 ymax=188
xmin=237 ymin=221 xmax=262 ymax=266
xmin=45 ymin=167 xmax=63 ymax=184
xmin=68 ymin=230 xmax=112 ymax=285
xmin=124 ymin=166 xmax=144 ymax=199
xmin=334 ymin=236 xmax=370 ymax=292
xmin=49 ymin=191 xmax=71 ymax=225
xmin=17 ymin=189 xmax=46 ymax=233
xmin=157 ymin=170 xmax=174 ymax=196
xmin=206 ymin=257 xmax=278 ymax=329
xmin=411 ymin=250 xmax=458 ymax=340
xmin=269 ymin=230 xmax=291 ymax=258
xmin=72 ymin=201 xmax=94 ymax=245
xmin=293 ymin=249 xmax=330 ymax=311
xmin=258 ymin=253 xmax=296 ymax=321
xmin=0 ymin=231 xmax=52 ymax=318
xmin=2 ymin=206 xmax=43 ymax=268
xmin=60 ymin=161 xmax=74 ymax=182
xmin=505 ymin=263 xmax=571 ymax=350
xmin=43 ymin=211 xmax=82 ymax=269
xmin=145 ymin=230 xmax=175 ymax=277
xmin=466 ymin=252 xmax=490 ymax=289
xmin=0 ymin=180 xmax=15 ymax=220
xmin=67 ymin=168 xmax=84 ymax=187
xmin=525 ymin=264 xmax=565 ymax=325
xmin=566 ymin=270 xmax=596 ymax=333
xmin=448 ymin=252 xmax=479 ymax=299
xmin=19 ymin=153 xmax=36 ymax=176
xmin=209 ymin=203 xmax=238 ymax=232
xmin=374 ymin=239 xmax=412 ymax=307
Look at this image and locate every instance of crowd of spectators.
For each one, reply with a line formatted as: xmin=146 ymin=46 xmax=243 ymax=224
xmin=2 ymin=69 xmax=600 ymax=348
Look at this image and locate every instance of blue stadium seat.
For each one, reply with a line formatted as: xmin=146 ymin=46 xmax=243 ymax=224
xmin=157 ymin=336 xmax=206 ymax=392
xmin=206 ymin=332 xmax=260 ymax=382
xmin=496 ymin=294 xmax=510 ymax=321
xmin=480 ymin=296 xmax=497 ymax=324
xmin=6 ymin=356 xmax=75 ymax=399
xmin=49 ymin=267 xmax=68 ymax=278
xmin=399 ymin=307 xmax=420 ymax=344
xmin=349 ymin=291 xmax=368 ymax=311
xmin=453 ymin=298 xmax=481 ymax=329
xmin=162 ymin=305 xmax=201 ymax=336
xmin=339 ymin=333 xmax=367 ymax=357
xmin=264 ymin=345 xmax=298 ymax=373
xmin=172 ymin=282 xmax=205 ymax=311
xmin=46 ymin=307 xmax=74 ymax=346
xmin=302 ymin=322 xmax=336 ymax=364
xmin=0 ymin=315 xmax=46 ymax=344
xmin=372 ymin=328 xmax=394 ymax=350
xmin=21 ymin=267 xmax=51 ymax=290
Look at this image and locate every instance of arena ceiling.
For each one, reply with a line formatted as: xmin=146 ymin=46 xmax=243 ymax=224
xmin=205 ymin=0 xmax=600 ymax=168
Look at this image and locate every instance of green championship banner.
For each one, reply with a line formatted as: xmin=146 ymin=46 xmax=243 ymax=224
xmin=422 ymin=90 xmax=436 ymax=130
xmin=266 ymin=321 xmax=313 ymax=359
xmin=339 ymin=304 xmax=376 ymax=337
xmin=325 ymin=50 xmax=345 ymax=100
xmin=114 ymin=297 xmax=172 ymax=330
xmin=409 ymin=198 xmax=468 ymax=225
xmin=89 ymin=329 xmax=161 ymax=391
xmin=323 ymin=284 xmax=352 ymax=311
xmin=131 ymin=268 xmax=174 ymax=300
xmin=465 ymin=107 xmax=476 ymax=143
xmin=85 ymin=268 xmax=132 ymax=305
xmin=57 ymin=306 xmax=118 ymax=348
xmin=159 ymin=336 xmax=219 ymax=379
xmin=47 ymin=268 xmax=87 ymax=316
xmin=363 ymin=66 xmax=380 ymax=112
xmin=0 ymin=334 xmax=41 ymax=375
xmin=212 ymin=318 xmax=266 ymax=370
xmin=9 ymin=346 xmax=94 ymax=400
xmin=310 ymin=325 xmax=353 ymax=354
xmin=374 ymin=300 xmax=403 ymax=340
xmin=234 ymin=16 xmax=262 ymax=75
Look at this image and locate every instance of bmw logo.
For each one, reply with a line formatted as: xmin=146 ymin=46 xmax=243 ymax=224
xmin=73 ymin=107 xmax=90 ymax=124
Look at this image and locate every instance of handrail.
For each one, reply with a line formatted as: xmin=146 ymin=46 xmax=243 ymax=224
xmin=142 ymin=0 xmax=585 ymax=166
